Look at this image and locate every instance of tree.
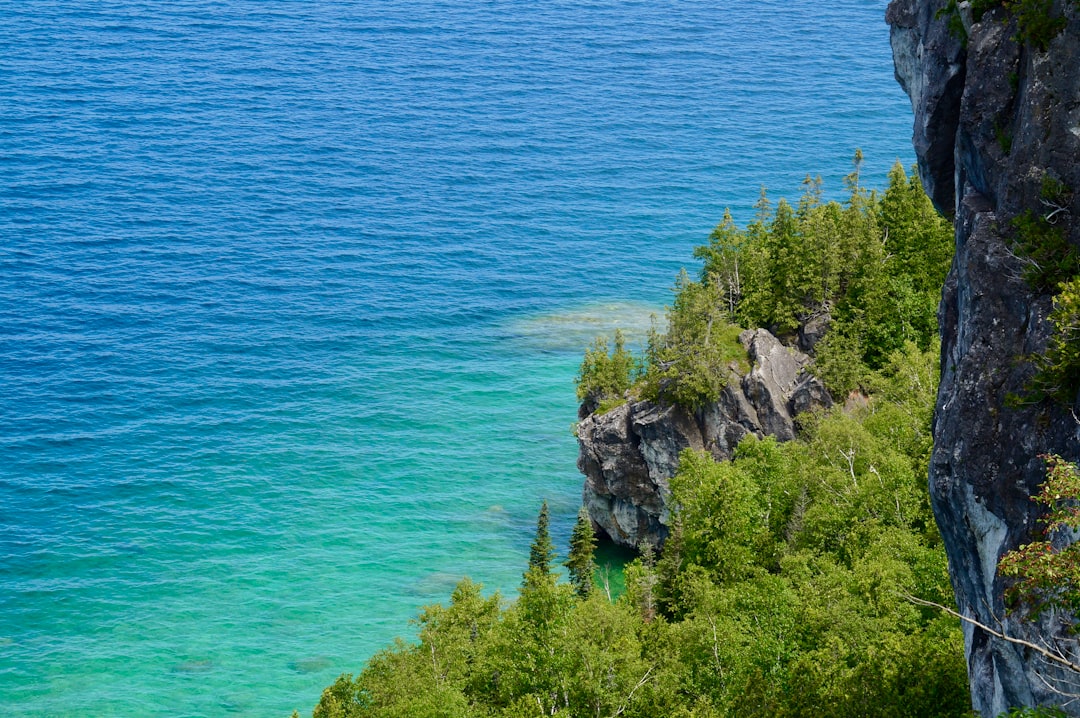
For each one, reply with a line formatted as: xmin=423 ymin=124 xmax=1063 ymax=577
xmin=575 ymin=329 xmax=637 ymax=412
xmin=306 ymin=161 xmax=969 ymax=718
xmin=641 ymin=270 xmax=747 ymax=408
xmin=565 ymin=506 xmax=597 ymax=599
xmin=525 ymin=501 xmax=555 ymax=585
xmin=695 ymin=209 xmax=746 ymax=315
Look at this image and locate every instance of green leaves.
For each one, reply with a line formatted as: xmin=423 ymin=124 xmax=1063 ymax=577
xmin=579 ymin=159 xmax=952 ymax=405
xmin=688 ymin=159 xmax=952 ymax=397
xmin=1011 ymin=209 xmax=1077 ymax=292
xmin=1029 ymin=277 xmax=1080 ymax=405
xmin=640 ymin=271 xmax=747 ymax=408
xmin=309 ymin=161 xmax=966 ymax=717
xmin=310 ymin=349 xmax=968 ymax=718
xmin=649 ymin=340 xmax=965 ymax=716
xmin=525 ymin=501 xmax=555 ymax=586
xmin=999 ymin=455 xmax=1080 ymax=618
xmin=575 ymin=329 xmax=638 ymax=411
xmin=937 ymin=0 xmax=1070 ymax=50
xmin=565 ymin=506 xmax=597 ymax=599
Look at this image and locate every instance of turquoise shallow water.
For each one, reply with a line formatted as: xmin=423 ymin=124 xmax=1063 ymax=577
xmin=1 ymin=1 xmax=914 ymax=714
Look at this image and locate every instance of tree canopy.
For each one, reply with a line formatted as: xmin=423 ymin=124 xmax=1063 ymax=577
xmin=304 ymin=160 xmax=975 ymax=718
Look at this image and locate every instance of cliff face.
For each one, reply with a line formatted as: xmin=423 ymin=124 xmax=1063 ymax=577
xmin=577 ymin=329 xmax=830 ymax=549
xmin=888 ymin=1 xmax=1080 ymax=713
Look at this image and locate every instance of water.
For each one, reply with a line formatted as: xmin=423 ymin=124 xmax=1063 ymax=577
xmin=0 ymin=1 xmax=914 ymax=714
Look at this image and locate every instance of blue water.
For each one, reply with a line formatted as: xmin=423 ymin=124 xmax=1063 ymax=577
xmin=0 ymin=1 xmax=914 ymax=714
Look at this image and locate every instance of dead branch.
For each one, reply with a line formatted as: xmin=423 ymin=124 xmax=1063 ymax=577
xmin=903 ymin=594 xmax=1080 ymax=674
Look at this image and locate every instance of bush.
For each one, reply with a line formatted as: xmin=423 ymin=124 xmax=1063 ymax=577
xmin=938 ymin=0 xmax=1072 ymax=50
xmin=1029 ymin=278 xmax=1080 ymax=404
xmin=999 ymin=455 xmax=1080 ymax=618
xmin=1011 ymin=210 xmax=1077 ymax=292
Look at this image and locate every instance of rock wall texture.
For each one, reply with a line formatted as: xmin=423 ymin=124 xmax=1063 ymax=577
xmin=888 ymin=1 xmax=1080 ymax=713
xmin=576 ymin=329 xmax=830 ymax=550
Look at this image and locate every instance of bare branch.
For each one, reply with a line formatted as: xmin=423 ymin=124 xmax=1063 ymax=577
xmin=903 ymin=594 xmax=1080 ymax=675
xmin=611 ymin=666 xmax=653 ymax=717
xmin=1040 ymin=197 xmax=1070 ymax=225
xmin=1033 ymin=668 xmax=1080 ymax=704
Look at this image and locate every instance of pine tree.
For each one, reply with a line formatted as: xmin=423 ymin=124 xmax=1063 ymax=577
xmin=525 ymin=501 xmax=555 ymax=585
xmin=564 ymin=506 xmax=597 ymax=599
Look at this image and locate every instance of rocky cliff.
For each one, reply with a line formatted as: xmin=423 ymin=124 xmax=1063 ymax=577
xmin=887 ymin=1 xmax=1080 ymax=713
xmin=576 ymin=328 xmax=831 ymax=550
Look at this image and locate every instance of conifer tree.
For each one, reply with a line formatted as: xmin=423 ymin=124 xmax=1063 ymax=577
xmin=564 ymin=506 xmax=597 ymax=599
xmin=525 ymin=500 xmax=555 ymax=583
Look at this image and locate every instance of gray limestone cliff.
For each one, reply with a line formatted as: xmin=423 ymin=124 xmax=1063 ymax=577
xmin=576 ymin=328 xmax=831 ymax=550
xmin=888 ymin=1 xmax=1080 ymax=713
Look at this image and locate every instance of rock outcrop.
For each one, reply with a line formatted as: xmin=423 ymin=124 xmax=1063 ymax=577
xmin=888 ymin=1 xmax=1080 ymax=713
xmin=577 ymin=329 xmax=831 ymax=550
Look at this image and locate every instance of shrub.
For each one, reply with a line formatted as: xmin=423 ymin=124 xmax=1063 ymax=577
xmin=1029 ymin=278 xmax=1080 ymax=404
xmin=1011 ymin=210 xmax=1077 ymax=292
xmin=999 ymin=455 xmax=1080 ymax=618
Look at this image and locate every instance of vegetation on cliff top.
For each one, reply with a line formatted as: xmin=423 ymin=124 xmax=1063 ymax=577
xmin=578 ymin=157 xmax=953 ymax=407
xmin=299 ymin=160 xmax=972 ymax=717
xmin=938 ymin=0 xmax=1077 ymax=51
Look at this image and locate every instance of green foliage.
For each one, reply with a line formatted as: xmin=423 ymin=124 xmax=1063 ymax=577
xmin=997 ymin=120 xmax=1015 ymax=154
xmin=1041 ymin=174 xmax=1071 ymax=207
xmin=308 ymin=163 xmax=966 ymax=717
xmin=1009 ymin=172 xmax=1079 ymax=405
xmin=575 ymin=328 xmax=637 ymax=410
xmin=526 ymin=501 xmax=555 ymax=585
xmin=565 ymin=506 xmax=597 ymax=599
xmin=1010 ymin=0 xmax=1067 ymax=50
xmin=640 ymin=271 xmax=747 ymax=408
xmin=1029 ymin=277 xmax=1080 ymax=404
xmin=999 ymin=455 xmax=1080 ymax=618
xmin=309 ymin=352 xmax=966 ymax=718
xmin=669 ymin=443 xmax=782 ymax=583
xmin=1011 ymin=210 xmax=1077 ymax=291
xmin=312 ymin=674 xmax=366 ymax=718
xmin=693 ymin=158 xmax=951 ymax=396
xmin=579 ymin=158 xmax=951 ymax=404
xmin=937 ymin=0 xmax=1070 ymax=50
xmin=936 ymin=0 xmax=973 ymax=42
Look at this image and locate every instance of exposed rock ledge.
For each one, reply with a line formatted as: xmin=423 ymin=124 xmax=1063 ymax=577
xmin=576 ymin=328 xmax=831 ymax=550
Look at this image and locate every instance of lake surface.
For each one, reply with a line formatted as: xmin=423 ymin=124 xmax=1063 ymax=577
xmin=0 ymin=1 xmax=914 ymax=714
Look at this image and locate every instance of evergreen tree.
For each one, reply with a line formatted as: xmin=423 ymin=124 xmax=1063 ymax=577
xmin=308 ymin=162 xmax=969 ymax=718
xmin=565 ymin=506 xmax=597 ymax=599
xmin=575 ymin=329 xmax=636 ymax=412
xmin=525 ymin=501 xmax=555 ymax=583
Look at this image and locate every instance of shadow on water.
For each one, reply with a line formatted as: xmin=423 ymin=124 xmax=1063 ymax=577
xmin=288 ymin=656 xmax=335 ymax=675
xmin=170 ymin=659 xmax=214 ymax=674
